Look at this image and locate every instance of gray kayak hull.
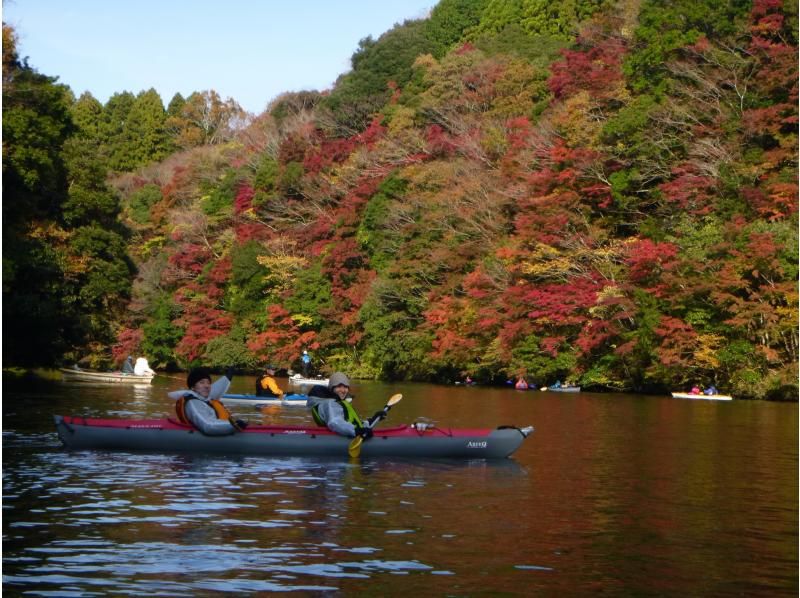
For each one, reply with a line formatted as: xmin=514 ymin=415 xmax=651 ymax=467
xmin=54 ymin=416 xmax=532 ymax=459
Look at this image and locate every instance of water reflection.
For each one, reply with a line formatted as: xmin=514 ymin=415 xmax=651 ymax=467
xmin=3 ymin=374 xmax=797 ymax=595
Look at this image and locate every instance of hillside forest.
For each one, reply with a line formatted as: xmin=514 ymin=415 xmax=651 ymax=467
xmin=3 ymin=0 xmax=798 ymax=399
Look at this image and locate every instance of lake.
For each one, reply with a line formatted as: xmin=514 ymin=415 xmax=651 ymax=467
xmin=3 ymin=374 xmax=797 ymax=595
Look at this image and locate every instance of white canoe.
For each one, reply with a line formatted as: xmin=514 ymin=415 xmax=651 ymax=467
xmin=221 ymin=393 xmax=308 ymax=407
xmin=288 ymin=374 xmax=329 ymax=387
xmin=671 ymin=392 xmax=733 ymax=401
xmin=60 ymin=367 xmax=155 ymax=384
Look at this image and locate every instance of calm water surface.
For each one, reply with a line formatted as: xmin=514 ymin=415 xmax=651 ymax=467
xmin=3 ymin=374 xmax=797 ymax=596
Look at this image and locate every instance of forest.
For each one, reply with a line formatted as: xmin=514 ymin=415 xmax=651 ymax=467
xmin=3 ymin=0 xmax=797 ymax=399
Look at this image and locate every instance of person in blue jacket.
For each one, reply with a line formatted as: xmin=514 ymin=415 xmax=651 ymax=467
xmin=301 ymin=350 xmax=312 ymax=377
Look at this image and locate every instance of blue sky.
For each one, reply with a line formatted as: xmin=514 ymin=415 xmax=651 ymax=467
xmin=4 ymin=0 xmax=435 ymax=114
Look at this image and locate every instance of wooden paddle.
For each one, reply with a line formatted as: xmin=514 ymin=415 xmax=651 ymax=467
xmin=348 ymin=393 xmax=402 ymax=458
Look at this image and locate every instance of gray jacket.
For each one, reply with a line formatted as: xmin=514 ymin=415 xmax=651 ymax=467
xmin=167 ymin=376 xmax=235 ymax=436
xmin=306 ymin=394 xmax=357 ymax=437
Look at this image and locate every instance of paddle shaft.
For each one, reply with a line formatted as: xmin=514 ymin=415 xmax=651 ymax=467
xmin=349 ymin=394 xmax=402 ymax=458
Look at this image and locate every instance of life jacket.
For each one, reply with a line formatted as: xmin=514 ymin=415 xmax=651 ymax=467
xmin=256 ymin=375 xmax=279 ymax=397
xmin=175 ymin=394 xmax=232 ymax=425
xmin=311 ymin=398 xmax=362 ymax=428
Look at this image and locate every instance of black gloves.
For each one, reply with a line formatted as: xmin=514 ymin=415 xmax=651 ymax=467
xmin=225 ymin=366 xmax=235 ymax=381
xmin=230 ymin=418 xmax=248 ymax=431
xmin=355 ymin=425 xmax=373 ymax=439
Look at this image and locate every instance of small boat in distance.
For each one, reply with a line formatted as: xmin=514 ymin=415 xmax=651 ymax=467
xmin=288 ymin=373 xmax=329 ymax=387
xmin=671 ymin=392 xmax=733 ymax=401
xmin=60 ymin=367 xmax=155 ymax=384
xmin=221 ymin=393 xmax=309 ymax=407
xmin=540 ymin=385 xmax=580 ymax=393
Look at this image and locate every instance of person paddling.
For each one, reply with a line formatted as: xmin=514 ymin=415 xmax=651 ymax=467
xmin=168 ymin=367 xmax=247 ymax=435
xmin=255 ymin=365 xmax=284 ymax=398
xmin=306 ymin=372 xmax=372 ymax=440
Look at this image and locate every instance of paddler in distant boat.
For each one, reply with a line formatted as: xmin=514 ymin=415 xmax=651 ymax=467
xmin=515 ymin=376 xmax=529 ymax=390
xmin=122 ymin=356 xmax=135 ymax=374
xmin=255 ymin=365 xmax=284 ymax=398
xmin=168 ymin=367 xmax=248 ymax=435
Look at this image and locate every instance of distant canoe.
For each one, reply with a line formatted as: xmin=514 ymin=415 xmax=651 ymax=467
xmin=671 ymin=392 xmax=732 ymax=401
xmin=288 ymin=374 xmax=329 ymax=387
xmin=541 ymin=386 xmax=580 ymax=393
xmin=221 ymin=393 xmax=308 ymax=407
xmin=60 ymin=367 xmax=154 ymax=384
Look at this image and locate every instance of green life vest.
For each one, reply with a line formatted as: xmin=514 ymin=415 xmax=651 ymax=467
xmin=312 ymin=398 xmax=362 ymax=428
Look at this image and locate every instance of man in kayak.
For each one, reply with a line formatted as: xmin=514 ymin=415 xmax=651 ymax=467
xmin=168 ymin=367 xmax=247 ymax=435
xmin=306 ymin=372 xmax=372 ymax=439
xmin=255 ymin=365 xmax=284 ymax=398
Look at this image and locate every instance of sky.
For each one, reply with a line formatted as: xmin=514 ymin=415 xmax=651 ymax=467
xmin=3 ymin=0 xmax=435 ymax=114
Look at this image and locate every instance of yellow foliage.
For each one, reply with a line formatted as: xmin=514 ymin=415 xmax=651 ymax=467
xmin=386 ymin=106 xmax=418 ymax=135
xmin=550 ymin=91 xmax=603 ymax=148
xmin=256 ymin=253 xmax=308 ymax=294
xmin=693 ymin=334 xmax=723 ymax=369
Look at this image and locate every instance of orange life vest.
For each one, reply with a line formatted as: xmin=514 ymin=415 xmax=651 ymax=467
xmin=175 ymin=394 xmax=233 ymax=425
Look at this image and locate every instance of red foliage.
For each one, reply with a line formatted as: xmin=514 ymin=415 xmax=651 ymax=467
xmin=574 ymin=320 xmax=618 ymax=356
xmin=234 ymin=183 xmax=255 ymax=215
xmin=278 ymin=133 xmax=310 ymax=165
xmin=654 ymin=316 xmax=697 ymax=367
xmin=425 ymin=124 xmax=458 ymax=156
xmin=304 ymin=136 xmax=357 ymax=174
xmin=658 ymin=164 xmax=717 ymax=215
xmin=625 ymin=239 xmax=679 ymax=285
xmin=548 ymin=38 xmax=627 ymax=100
xmin=112 ymin=327 xmax=144 ymax=364
xmin=508 ymin=277 xmax=602 ymax=326
xmin=168 ymin=243 xmax=212 ymax=275
xmin=455 ymin=42 xmax=476 ymax=55
xmin=235 ymin=222 xmax=271 ymax=243
xmin=247 ymin=304 xmax=318 ymax=365
xmin=357 ymin=117 xmax=387 ymax=148
xmin=742 ymin=183 xmax=798 ymax=221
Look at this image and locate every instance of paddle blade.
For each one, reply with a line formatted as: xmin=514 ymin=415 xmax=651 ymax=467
xmin=348 ymin=435 xmax=363 ymax=458
xmin=387 ymin=393 xmax=402 ymax=406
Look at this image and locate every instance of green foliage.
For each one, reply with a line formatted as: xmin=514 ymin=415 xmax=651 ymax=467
xmin=425 ymin=0 xmax=490 ymax=54
xmin=323 ymin=19 xmax=439 ymax=131
xmin=282 ymin=260 xmax=333 ymax=330
xmin=473 ymin=24 xmax=566 ymax=68
xmin=467 ymin=0 xmax=612 ymax=40
xmin=203 ymin=326 xmax=258 ymax=369
xmin=141 ymin=296 xmax=183 ymax=367
xmin=254 ymin=155 xmax=279 ymax=192
xmin=359 ymin=279 xmax=433 ymax=379
xmin=278 ymin=161 xmax=304 ymax=198
xmin=624 ymin=0 xmax=752 ymax=93
xmin=509 ymin=334 xmax=578 ymax=381
xmin=226 ymin=241 xmax=269 ymax=318
xmin=201 ymin=169 xmax=240 ymax=217
xmin=356 ymin=175 xmax=408 ymax=272
xmin=127 ymin=184 xmax=163 ymax=224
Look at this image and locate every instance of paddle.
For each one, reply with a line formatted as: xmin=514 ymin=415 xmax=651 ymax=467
xmin=348 ymin=393 xmax=402 ymax=458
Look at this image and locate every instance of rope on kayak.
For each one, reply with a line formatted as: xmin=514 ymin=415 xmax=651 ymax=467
xmin=60 ymin=417 xmax=75 ymax=435
xmin=497 ymin=425 xmax=535 ymax=438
